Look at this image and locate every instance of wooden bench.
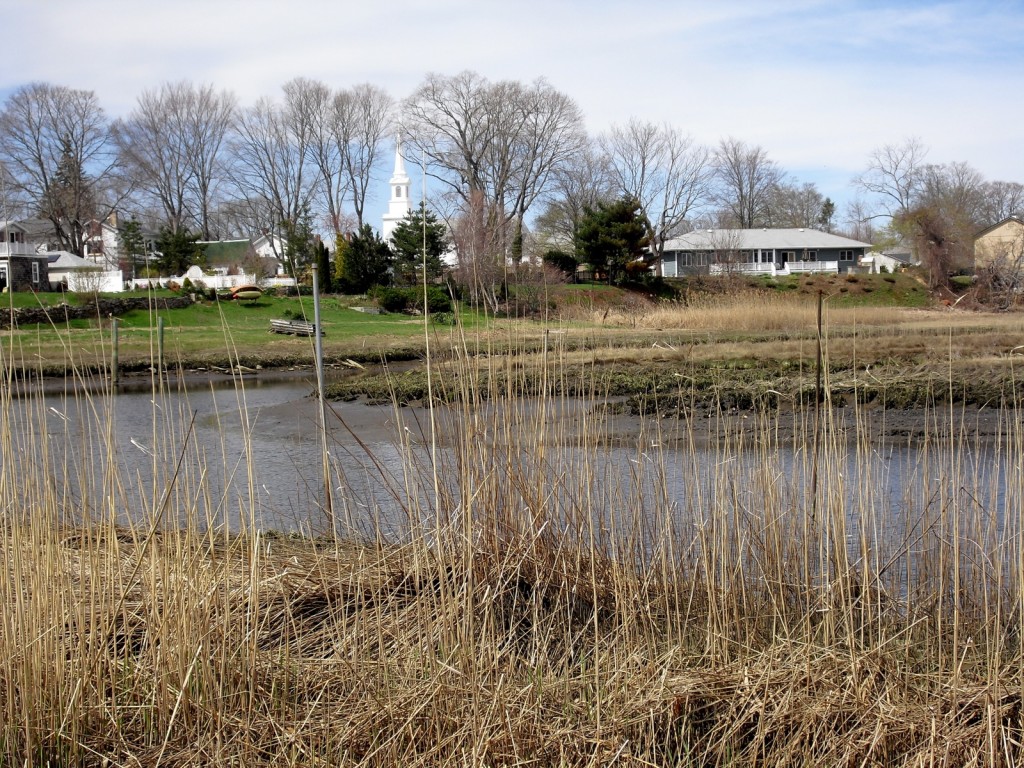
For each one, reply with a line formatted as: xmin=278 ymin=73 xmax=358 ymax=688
xmin=270 ymin=319 xmax=323 ymax=337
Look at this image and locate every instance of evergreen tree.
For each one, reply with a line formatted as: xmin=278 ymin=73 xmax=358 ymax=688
xmin=575 ymin=197 xmax=649 ymax=284
xmin=818 ymin=197 xmax=836 ymax=232
xmin=337 ymin=224 xmax=393 ymax=294
xmin=118 ymin=218 xmax=146 ymax=278
xmin=316 ymin=240 xmax=332 ymax=293
xmin=282 ymin=207 xmax=315 ymax=276
xmin=156 ymin=228 xmax=206 ymax=275
xmin=42 ymin=139 xmax=97 ymax=256
xmin=390 ymin=203 xmax=448 ymax=285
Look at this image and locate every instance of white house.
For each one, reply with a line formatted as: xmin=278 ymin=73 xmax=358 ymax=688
xmin=47 ymin=251 xmax=124 ymax=292
xmin=82 ymin=214 xmax=123 ymax=271
xmin=658 ymin=228 xmax=874 ymax=277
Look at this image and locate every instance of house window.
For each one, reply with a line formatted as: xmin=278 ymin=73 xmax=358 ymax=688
xmin=781 ymin=251 xmax=796 ymax=260
xmin=839 ymin=250 xmax=854 ymax=260
xmin=31 ymin=261 xmax=40 ymax=284
xmin=806 ymin=250 xmax=817 ymax=261
xmin=395 ymin=185 xmax=403 ymax=198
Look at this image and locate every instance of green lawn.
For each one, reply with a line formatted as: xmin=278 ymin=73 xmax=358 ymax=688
xmin=1 ymin=291 xmax=471 ymax=372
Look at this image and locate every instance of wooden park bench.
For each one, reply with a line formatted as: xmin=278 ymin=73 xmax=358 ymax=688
xmin=269 ymin=319 xmax=324 ymax=337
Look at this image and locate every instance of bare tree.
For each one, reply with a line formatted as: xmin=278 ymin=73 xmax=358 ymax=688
xmin=450 ymin=188 xmax=512 ymax=311
xmin=978 ymin=180 xmax=1024 ymax=227
xmin=404 ymin=71 xmax=495 ymax=204
xmin=853 ymin=137 xmax=927 ymax=219
xmin=403 ymin=71 xmax=584 ymax=262
xmin=185 ymin=85 xmax=236 ymax=239
xmin=708 ymin=227 xmax=746 ymax=277
xmin=117 ymin=81 xmax=236 ymax=238
xmin=712 ymin=137 xmax=784 ymax=228
xmin=908 ymin=161 xmax=988 ymax=272
xmin=841 ymin=199 xmax=878 ymax=244
xmin=228 ymin=79 xmax=321 ymax=258
xmin=601 ymin=119 xmax=713 ymax=264
xmin=975 ymin=224 xmax=1024 ymax=309
xmin=0 ymin=82 xmax=124 ymax=256
xmin=296 ymin=78 xmax=346 ymax=234
xmin=503 ymin=79 xmax=587 ymax=259
xmin=334 ymin=84 xmax=393 ymax=231
xmin=895 ymin=206 xmax=955 ymax=290
xmin=765 ymin=181 xmax=825 ymax=228
xmin=115 ymin=82 xmax=195 ymax=233
xmin=534 ymin=142 xmax=615 ymax=252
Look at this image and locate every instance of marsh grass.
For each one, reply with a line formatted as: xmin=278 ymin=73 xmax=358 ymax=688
xmin=1 ymin=297 xmax=1024 ymax=766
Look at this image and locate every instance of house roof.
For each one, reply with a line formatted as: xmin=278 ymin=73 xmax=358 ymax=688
xmin=876 ymin=252 xmax=917 ymax=268
xmin=974 ymin=215 xmax=1023 ymax=240
xmin=47 ymin=251 xmax=92 ymax=269
xmin=662 ymin=228 xmax=873 ymax=252
xmin=198 ymin=239 xmax=254 ymax=266
xmin=0 ymin=220 xmax=26 ymax=233
xmin=12 ymin=218 xmax=56 ymax=242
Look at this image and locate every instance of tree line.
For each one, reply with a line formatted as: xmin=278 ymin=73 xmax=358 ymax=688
xmin=1 ymin=73 xmax=1020 ymax=297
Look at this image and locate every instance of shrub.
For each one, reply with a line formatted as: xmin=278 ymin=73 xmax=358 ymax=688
xmin=370 ymin=285 xmax=454 ymax=314
xmin=370 ymin=286 xmax=410 ymax=313
xmin=542 ymin=249 xmax=578 ymax=277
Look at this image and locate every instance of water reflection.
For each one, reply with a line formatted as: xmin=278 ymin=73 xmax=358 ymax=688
xmin=2 ymin=373 xmax=1020 ymax=558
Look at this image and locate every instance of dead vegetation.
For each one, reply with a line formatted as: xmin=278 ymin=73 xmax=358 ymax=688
xmin=2 ymin=304 xmax=1024 ymax=765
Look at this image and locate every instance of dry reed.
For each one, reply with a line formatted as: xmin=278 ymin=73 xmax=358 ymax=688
xmin=1 ymin=302 xmax=1023 ymax=766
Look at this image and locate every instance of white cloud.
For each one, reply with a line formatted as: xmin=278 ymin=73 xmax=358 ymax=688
xmin=2 ymin=0 xmax=1022 ymax=223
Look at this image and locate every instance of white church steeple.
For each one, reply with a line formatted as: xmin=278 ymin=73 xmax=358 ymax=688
xmin=381 ymin=134 xmax=412 ymax=243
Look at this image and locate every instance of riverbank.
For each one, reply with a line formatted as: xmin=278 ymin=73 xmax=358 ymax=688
xmin=3 ymin=297 xmax=1024 ymax=765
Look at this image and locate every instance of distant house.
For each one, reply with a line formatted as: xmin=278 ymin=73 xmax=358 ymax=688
xmin=82 ymin=215 xmax=122 ymax=271
xmin=199 ymin=238 xmax=283 ymax=279
xmin=47 ymin=251 xmax=124 ymax=293
xmin=250 ymin=234 xmax=290 ymax=275
xmin=659 ymin=228 xmax=873 ymax=277
xmin=974 ymin=216 xmax=1024 ymax=271
xmin=252 ymin=233 xmax=285 ymax=259
xmin=0 ymin=221 xmax=49 ymax=291
xmin=861 ymin=247 xmax=916 ymax=274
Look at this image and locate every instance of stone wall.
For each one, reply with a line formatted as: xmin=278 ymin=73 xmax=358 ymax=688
xmin=0 ymin=295 xmax=194 ymax=329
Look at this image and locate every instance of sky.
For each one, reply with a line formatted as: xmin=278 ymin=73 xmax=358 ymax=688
xmin=1 ymin=0 xmax=1022 ymax=230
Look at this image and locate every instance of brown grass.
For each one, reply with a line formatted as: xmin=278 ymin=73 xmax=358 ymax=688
xmin=2 ymin=301 xmax=1024 ymax=765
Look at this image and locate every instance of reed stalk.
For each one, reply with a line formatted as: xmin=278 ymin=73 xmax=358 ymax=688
xmin=0 ymin=298 xmax=1022 ymax=765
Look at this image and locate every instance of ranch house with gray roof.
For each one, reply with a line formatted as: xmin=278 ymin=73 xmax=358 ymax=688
xmin=659 ymin=228 xmax=874 ymax=277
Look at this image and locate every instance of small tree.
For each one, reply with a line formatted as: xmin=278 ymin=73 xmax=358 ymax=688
xmin=156 ymin=227 xmax=206 ymax=275
xmin=542 ymin=249 xmax=578 ymax=279
xmin=894 ymin=206 xmax=955 ymax=291
xmin=118 ymin=218 xmax=146 ymax=279
xmin=282 ymin=207 xmax=316 ymax=276
xmin=818 ymin=197 xmax=836 ymax=233
xmin=390 ymin=203 xmax=448 ymax=286
xmin=315 ymin=239 xmax=332 ymax=293
xmin=336 ymin=224 xmax=393 ymax=294
xmin=575 ymin=197 xmax=649 ymax=284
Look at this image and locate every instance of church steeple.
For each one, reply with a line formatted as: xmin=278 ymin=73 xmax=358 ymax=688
xmin=381 ymin=134 xmax=412 ymax=243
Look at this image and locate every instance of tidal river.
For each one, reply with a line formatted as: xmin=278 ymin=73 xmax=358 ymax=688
xmin=2 ymin=371 xmax=1019 ymax=555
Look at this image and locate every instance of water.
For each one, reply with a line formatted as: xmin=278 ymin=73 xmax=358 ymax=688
xmin=1 ymin=372 xmax=1020 ymax=557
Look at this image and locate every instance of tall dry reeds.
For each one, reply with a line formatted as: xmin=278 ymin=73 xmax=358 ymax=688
xmin=583 ymin=290 xmax=911 ymax=333
xmin=0 ymin=304 xmax=1023 ymax=766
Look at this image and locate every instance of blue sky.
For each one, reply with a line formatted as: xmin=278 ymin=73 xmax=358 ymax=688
xmin=2 ymin=0 xmax=1022 ymax=229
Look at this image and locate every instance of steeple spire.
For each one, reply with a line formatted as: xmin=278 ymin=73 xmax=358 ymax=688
xmin=382 ymin=133 xmax=412 ymax=243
